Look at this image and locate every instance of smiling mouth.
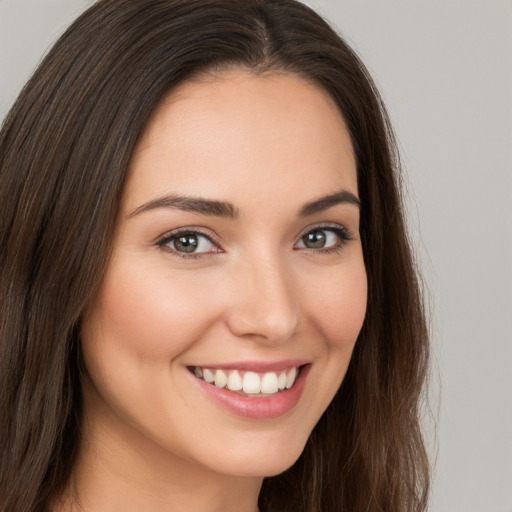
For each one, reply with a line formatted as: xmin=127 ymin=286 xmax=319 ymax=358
xmin=188 ymin=365 xmax=303 ymax=397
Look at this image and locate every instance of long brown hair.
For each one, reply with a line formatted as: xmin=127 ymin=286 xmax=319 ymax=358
xmin=0 ymin=1 xmax=430 ymax=510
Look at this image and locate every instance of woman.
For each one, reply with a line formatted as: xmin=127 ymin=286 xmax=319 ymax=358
xmin=0 ymin=0 xmax=430 ymax=511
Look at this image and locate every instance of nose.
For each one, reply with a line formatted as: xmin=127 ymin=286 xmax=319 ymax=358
xmin=225 ymin=255 xmax=299 ymax=345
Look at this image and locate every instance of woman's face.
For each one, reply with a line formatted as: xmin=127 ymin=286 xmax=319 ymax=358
xmin=81 ymin=70 xmax=367 ymax=479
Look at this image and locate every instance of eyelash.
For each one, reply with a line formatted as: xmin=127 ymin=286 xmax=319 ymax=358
xmin=297 ymin=225 xmax=354 ymax=255
xmin=156 ymin=227 xmax=221 ymax=260
xmin=156 ymin=224 xmax=354 ymax=260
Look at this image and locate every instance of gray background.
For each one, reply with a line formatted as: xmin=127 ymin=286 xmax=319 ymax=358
xmin=1 ymin=1 xmax=511 ymax=511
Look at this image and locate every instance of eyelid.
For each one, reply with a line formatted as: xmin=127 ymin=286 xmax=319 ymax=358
xmin=155 ymin=222 xmax=354 ymax=259
xmin=155 ymin=227 xmax=223 ymax=257
xmin=294 ymin=223 xmax=354 ymax=252
xmin=296 ymin=223 xmax=353 ymax=241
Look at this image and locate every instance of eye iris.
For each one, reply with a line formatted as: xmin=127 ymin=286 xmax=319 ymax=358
xmin=303 ymin=230 xmax=327 ymax=249
xmin=174 ymin=234 xmax=198 ymax=253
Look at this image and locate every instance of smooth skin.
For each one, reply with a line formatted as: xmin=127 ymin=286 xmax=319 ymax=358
xmin=57 ymin=70 xmax=367 ymax=512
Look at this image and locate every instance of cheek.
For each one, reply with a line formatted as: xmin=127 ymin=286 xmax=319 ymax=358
xmin=288 ymin=256 xmax=367 ymax=433
xmin=307 ymin=259 xmax=367 ymax=349
xmin=82 ymin=258 xmax=221 ymax=362
xmin=79 ymin=258 xmax=224 ymax=446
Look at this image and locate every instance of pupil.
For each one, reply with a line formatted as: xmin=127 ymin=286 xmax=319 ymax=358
xmin=175 ymin=234 xmax=198 ymax=253
xmin=304 ymin=230 xmax=326 ymax=248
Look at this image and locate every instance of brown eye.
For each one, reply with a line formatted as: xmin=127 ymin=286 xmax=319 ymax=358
xmin=295 ymin=226 xmax=351 ymax=252
xmin=160 ymin=231 xmax=217 ymax=254
xmin=301 ymin=230 xmax=327 ymax=249
xmin=173 ymin=233 xmax=200 ymax=253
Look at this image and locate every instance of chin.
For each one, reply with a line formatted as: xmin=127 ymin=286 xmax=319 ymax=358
xmin=200 ymin=428 xmax=310 ymax=479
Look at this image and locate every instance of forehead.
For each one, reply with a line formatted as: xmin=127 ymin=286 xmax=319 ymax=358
xmin=124 ymin=70 xmax=357 ymax=214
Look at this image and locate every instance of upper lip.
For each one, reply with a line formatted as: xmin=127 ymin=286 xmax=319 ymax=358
xmin=189 ymin=359 xmax=310 ymax=373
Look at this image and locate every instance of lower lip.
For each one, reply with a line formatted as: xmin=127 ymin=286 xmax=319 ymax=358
xmin=191 ymin=365 xmax=311 ymax=420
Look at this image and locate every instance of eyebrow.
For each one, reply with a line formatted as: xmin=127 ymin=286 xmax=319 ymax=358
xmin=129 ymin=188 xmax=360 ymax=219
xmin=298 ymin=189 xmax=361 ymax=216
xmin=129 ymin=194 xmax=239 ymax=219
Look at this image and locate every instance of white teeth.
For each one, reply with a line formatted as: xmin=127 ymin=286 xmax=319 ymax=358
xmin=286 ymin=367 xmax=297 ymax=389
xmin=193 ymin=366 xmax=300 ymax=394
xmin=243 ymin=371 xmax=261 ymax=394
xmin=203 ymin=368 xmax=214 ymax=383
xmin=261 ymin=372 xmax=279 ymax=394
xmin=214 ymin=369 xmax=227 ymax=388
xmin=227 ymin=370 xmax=243 ymax=391
xmin=278 ymin=372 xmax=287 ymax=390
